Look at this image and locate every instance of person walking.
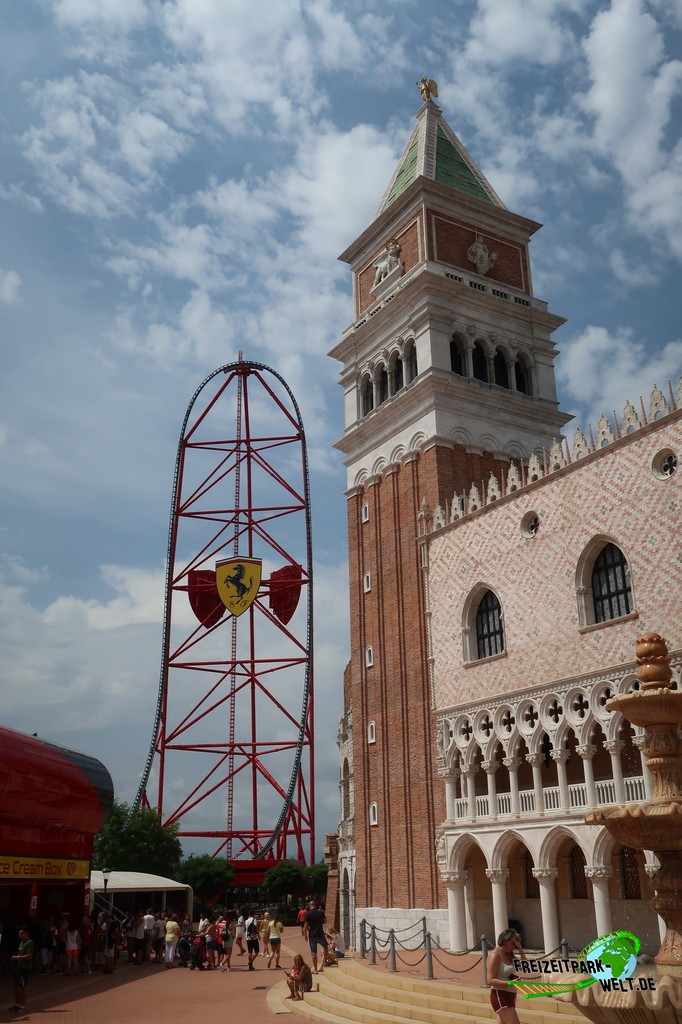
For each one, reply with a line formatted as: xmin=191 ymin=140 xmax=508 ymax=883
xmin=103 ymin=915 xmax=119 ymax=974
xmin=487 ymin=929 xmax=524 ymax=1024
xmin=164 ymin=914 xmax=181 ymax=969
xmin=9 ymin=926 xmax=34 ymax=1014
xmin=303 ymin=901 xmax=327 ymax=975
xmin=234 ymin=908 xmax=246 ymax=956
xmin=259 ymin=912 xmax=270 ymax=956
xmin=244 ymin=910 xmax=259 ymax=971
xmin=64 ymin=921 xmax=80 ymax=977
xmin=219 ymin=915 xmax=235 ymax=971
xmin=267 ymin=911 xmax=284 ymax=969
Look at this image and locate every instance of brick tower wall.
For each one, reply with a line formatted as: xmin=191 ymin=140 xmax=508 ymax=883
xmin=348 ymin=441 xmax=511 ymax=910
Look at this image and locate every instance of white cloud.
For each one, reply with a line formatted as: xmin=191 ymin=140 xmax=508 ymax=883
xmin=52 ymin=0 xmax=148 ymax=28
xmin=0 ymin=555 xmax=49 ymax=585
xmin=609 ymin=249 xmax=657 ymax=287
xmin=466 ymin=0 xmax=587 ymax=66
xmin=557 ymin=324 xmax=682 ymax=423
xmin=0 ymin=183 xmax=44 ymax=213
xmin=117 ymin=110 xmax=188 ymax=176
xmin=0 ymin=268 xmax=22 ymax=304
xmin=581 ymin=0 xmax=682 ymax=255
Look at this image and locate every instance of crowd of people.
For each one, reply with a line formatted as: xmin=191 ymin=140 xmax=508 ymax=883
xmin=2 ymin=899 xmax=341 ymax=1014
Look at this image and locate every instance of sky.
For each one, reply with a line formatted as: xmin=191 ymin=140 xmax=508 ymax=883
xmin=1 ymin=0 xmax=681 ymax=861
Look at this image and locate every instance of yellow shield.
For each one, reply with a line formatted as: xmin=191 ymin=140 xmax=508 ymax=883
xmin=216 ymin=557 xmax=262 ymax=617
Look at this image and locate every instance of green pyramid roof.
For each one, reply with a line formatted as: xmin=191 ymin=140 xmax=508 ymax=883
xmin=378 ymin=102 xmax=504 ymax=217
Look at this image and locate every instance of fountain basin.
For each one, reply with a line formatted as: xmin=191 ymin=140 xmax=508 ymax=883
xmin=587 ymin=802 xmax=682 ymax=851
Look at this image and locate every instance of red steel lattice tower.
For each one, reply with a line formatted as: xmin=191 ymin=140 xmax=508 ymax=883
xmin=136 ymin=359 xmax=314 ymax=872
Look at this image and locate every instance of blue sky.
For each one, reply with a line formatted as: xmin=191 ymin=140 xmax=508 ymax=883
xmin=1 ymin=0 xmax=681 ymax=859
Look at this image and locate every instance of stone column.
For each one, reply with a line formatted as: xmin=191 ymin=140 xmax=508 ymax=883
xmin=438 ymin=765 xmax=458 ymax=820
xmin=585 ymin=866 xmax=613 ymax=936
xmin=463 ymin=764 xmax=477 ymax=820
xmin=486 ymin=869 xmax=510 ymax=941
xmin=645 ymin=864 xmax=668 ymax=943
xmin=443 ymin=871 xmax=469 ymax=952
xmin=605 ymin=739 xmax=626 ymax=803
xmin=577 ymin=744 xmax=598 ymax=808
xmin=464 ymin=342 xmax=474 ymax=378
xmin=503 ymin=756 xmax=521 ymax=814
xmin=551 ymin=749 xmax=571 ymax=812
xmin=486 ymin=353 xmax=495 ymax=384
xmin=633 ymin=734 xmax=654 ymax=799
xmin=482 ymin=760 xmax=499 ymax=819
xmin=507 ymin=358 xmax=517 ymax=392
xmin=533 ymin=868 xmax=560 ymax=954
xmin=526 ymin=752 xmax=545 ymax=814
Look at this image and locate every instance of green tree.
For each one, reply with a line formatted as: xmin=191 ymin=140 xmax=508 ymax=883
xmin=262 ymin=860 xmax=307 ymax=901
xmin=92 ymin=800 xmax=183 ymax=878
xmin=179 ymin=855 xmax=235 ymax=903
xmin=306 ymin=860 xmax=328 ymax=896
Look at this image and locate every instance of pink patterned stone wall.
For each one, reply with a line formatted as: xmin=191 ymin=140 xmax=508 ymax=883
xmin=427 ymin=416 xmax=682 ymax=712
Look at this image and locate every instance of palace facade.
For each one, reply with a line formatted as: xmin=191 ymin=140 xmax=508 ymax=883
xmin=331 ymin=98 xmax=681 ymax=955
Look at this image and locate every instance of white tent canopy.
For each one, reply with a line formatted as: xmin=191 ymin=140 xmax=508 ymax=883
xmin=90 ymin=871 xmax=193 ymax=921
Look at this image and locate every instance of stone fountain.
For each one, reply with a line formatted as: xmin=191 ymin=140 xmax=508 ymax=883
xmin=570 ymin=632 xmax=682 ymax=1024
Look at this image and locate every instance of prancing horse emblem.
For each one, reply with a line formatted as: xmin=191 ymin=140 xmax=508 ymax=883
xmin=216 ymin=557 xmax=262 ymax=617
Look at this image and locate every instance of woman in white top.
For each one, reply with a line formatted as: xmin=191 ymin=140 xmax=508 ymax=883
xmin=486 ymin=929 xmax=524 ymax=1024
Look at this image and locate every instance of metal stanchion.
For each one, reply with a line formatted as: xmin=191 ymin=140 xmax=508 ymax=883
xmin=369 ymin=925 xmax=377 ymax=965
xmin=389 ymin=930 xmax=397 ymax=972
xmin=425 ymin=932 xmax=433 ymax=980
xmin=480 ymin=936 xmax=489 ymax=987
xmin=560 ymin=938 xmax=569 ymax=960
xmin=422 ymin=916 xmax=427 ymax=948
xmin=359 ymin=920 xmax=366 ymax=960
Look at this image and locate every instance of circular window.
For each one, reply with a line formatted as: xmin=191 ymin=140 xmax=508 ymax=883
xmin=521 ymin=510 xmax=540 ymax=537
xmin=652 ymin=449 xmax=677 ymax=480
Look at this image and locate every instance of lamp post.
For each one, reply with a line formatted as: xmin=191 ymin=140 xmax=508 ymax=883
xmin=102 ymin=868 xmax=112 ymax=914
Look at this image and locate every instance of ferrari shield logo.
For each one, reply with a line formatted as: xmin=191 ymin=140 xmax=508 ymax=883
xmin=216 ymin=557 xmax=262 ymax=617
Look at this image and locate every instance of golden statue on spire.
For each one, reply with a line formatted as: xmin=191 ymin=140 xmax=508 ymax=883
xmin=417 ymin=76 xmax=438 ymax=102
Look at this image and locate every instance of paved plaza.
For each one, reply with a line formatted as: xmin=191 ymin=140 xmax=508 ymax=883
xmin=0 ymin=931 xmax=314 ymax=1024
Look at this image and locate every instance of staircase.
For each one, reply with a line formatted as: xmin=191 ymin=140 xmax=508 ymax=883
xmin=271 ymin=957 xmax=587 ymax=1024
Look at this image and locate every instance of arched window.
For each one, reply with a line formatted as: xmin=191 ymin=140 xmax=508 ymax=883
xmin=363 ymin=572 xmax=372 ymax=593
xmin=341 ymin=759 xmax=350 ymax=820
xmin=475 ymin=590 xmax=504 ymax=659
xmin=377 ymin=366 xmax=389 ymax=405
xmin=570 ymin=845 xmax=588 ymax=899
xmin=472 ymin=342 xmax=488 ymax=382
xmin=369 ymin=801 xmax=378 ymax=826
xmin=404 ymin=342 xmax=417 ymax=383
xmin=365 ymin=645 xmax=374 ymax=668
xmin=524 ymin=852 xmax=539 ymax=898
xmin=367 ymin=720 xmax=376 ymax=744
xmin=361 ymin=375 xmax=374 ymax=416
xmin=576 ymin=538 xmax=635 ymax=628
xmin=591 ymin=543 xmax=632 ymax=622
xmin=450 ymin=337 xmax=464 ymax=375
xmin=393 ymin=357 xmax=404 ymax=393
xmin=619 ymin=847 xmax=642 ymax=899
xmin=493 ymin=350 xmax=509 ymax=389
xmin=515 ymin=357 xmax=531 ymax=395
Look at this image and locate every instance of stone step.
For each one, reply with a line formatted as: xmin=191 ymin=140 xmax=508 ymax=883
xmin=337 ymin=959 xmax=579 ymax=1017
xmin=272 ymin=959 xmax=587 ymax=1024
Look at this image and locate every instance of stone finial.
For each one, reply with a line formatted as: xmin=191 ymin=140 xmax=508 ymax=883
xmin=636 ymin=632 xmax=673 ymax=690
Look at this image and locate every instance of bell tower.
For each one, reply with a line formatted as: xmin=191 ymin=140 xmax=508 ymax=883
xmin=330 ymin=97 xmax=570 ymax=914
